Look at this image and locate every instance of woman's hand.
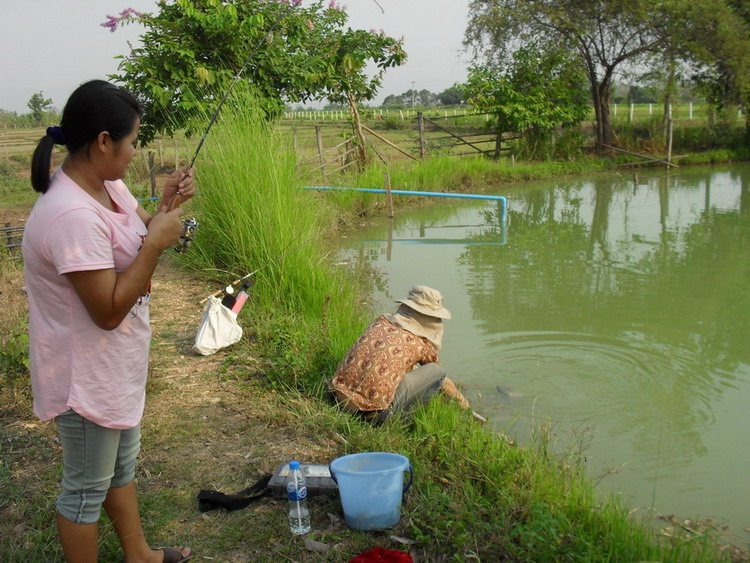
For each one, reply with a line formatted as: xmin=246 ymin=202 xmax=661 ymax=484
xmin=162 ymin=165 xmax=196 ymax=204
xmin=146 ymin=206 xmax=184 ymax=252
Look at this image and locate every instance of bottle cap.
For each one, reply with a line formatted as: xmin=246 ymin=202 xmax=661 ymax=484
xmin=289 ymin=460 xmax=300 ymax=470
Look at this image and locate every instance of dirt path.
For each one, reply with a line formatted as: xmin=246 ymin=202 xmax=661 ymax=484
xmin=134 ymin=258 xmax=349 ymax=559
xmin=145 ymin=257 xmax=339 ymax=476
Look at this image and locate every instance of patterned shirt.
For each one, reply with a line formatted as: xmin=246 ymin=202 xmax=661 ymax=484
xmin=329 ymin=316 xmax=438 ymax=411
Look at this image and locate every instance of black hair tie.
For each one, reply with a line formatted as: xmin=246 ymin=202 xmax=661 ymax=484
xmin=46 ymin=126 xmax=66 ymax=146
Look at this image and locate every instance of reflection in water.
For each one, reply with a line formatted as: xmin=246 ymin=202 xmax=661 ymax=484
xmin=340 ymin=165 xmax=750 ymax=539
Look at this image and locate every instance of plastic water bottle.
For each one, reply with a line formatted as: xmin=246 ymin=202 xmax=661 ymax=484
xmin=287 ymin=460 xmax=311 ymax=534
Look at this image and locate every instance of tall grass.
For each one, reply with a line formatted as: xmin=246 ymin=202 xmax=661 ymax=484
xmin=176 ymin=96 xmax=368 ymax=387
xmin=0 ymin=248 xmax=29 ymax=384
xmin=336 ymin=154 xmax=611 ymax=195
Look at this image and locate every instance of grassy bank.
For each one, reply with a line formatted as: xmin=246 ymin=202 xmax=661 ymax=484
xmin=1 ymin=109 xmax=744 ymax=560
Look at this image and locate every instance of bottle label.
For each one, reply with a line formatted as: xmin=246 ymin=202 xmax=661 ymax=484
xmin=286 ymin=484 xmax=307 ymax=501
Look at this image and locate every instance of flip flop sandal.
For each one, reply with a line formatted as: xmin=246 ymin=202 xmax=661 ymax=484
xmin=157 ymin=547 xmax=192 ymax=562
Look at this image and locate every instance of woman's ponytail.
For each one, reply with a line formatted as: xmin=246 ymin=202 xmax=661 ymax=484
xmin=30 ymin=133 xmax=58 ymax=194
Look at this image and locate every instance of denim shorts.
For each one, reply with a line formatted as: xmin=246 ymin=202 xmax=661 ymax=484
xmin=54 ymin=410 xmax=141 ymax=524
xmin=368 ymin=363 xmax=447 ymax=424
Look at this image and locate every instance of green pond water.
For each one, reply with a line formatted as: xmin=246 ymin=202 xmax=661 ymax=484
xmin=338 ymin=164 xmax=750 ymax=541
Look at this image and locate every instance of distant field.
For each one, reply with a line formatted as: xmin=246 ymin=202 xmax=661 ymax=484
xmin=2 ymin=103 xmax=743 ymax=182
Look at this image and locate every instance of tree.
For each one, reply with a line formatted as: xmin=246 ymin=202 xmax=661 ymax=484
xmin=418 ymin=89 xmax=436 ymax=106
xmin=382 ymin=94 xmax=405 ymax=107
xmin=686 ymin=0 xmax=750 ymax=139
xmin=27 ymin=92 xmax=53 ymax=126
xmin=105 ymin=1 xmax=404 ymax=143
xmin=322 ymin=26 xmax=406 ymax=166
xmin=465 ymin=0 xmax=674 ymax=148
xmin=462 ymin=45 xmax=589 ymax=137
xmin=437 ymin=85 xmax=464 ymax=106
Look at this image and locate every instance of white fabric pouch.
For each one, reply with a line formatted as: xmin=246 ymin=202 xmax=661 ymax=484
xmin=193 ymin=296 xmax=243 ymax=355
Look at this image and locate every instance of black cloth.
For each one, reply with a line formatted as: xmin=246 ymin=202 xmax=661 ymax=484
xmin=197 ymin=474 xmax=272 ymax=512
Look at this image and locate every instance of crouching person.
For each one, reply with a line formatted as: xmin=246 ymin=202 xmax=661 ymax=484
xmin=328 ymin=285 xmax=470 ymax=423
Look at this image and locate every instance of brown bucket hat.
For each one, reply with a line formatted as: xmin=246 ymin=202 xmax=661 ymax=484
xmin=395 ymin=285 xmax=452 ymax=319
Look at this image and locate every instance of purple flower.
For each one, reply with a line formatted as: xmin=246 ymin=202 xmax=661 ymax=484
xmin=100 ymin=8 xmax=142 ymax=33
xmin=119 ymin=8 xmax=142 ymax=17
xmin=100 ymin=15 xmax=119 ymax=32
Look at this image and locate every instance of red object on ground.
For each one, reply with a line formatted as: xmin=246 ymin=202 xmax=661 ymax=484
xmin=349 ymin=546 xmax=413 ymax=563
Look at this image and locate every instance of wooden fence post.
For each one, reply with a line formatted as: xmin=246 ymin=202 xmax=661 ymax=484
xmin=494 ymin=130 xmax=503 ymax=160
xmin=417 ymin=111 xmax=427 ymax=159
xmin=315 ymin=126 xmax=326 ymax=182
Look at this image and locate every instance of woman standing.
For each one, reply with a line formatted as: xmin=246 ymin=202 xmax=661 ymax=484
xmin=22 ymin=80 xmax=194 ymax=562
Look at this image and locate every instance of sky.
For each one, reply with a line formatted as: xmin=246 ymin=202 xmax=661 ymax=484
xmin=0 ymin=0 xmax=472 ymax=115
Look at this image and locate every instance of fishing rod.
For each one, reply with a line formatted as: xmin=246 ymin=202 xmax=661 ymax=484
xmin=168 ymin=0 xmax=297 ymax=238
xmin=199 ymin=237 xmax=313 ymax=305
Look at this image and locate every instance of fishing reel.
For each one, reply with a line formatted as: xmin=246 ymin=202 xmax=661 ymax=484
xmin=175 ymin=217 xmax=199 ymax=253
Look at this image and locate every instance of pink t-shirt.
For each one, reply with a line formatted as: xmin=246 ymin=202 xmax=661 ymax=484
xmin=22 ymin=168 xmax=151 ymax=429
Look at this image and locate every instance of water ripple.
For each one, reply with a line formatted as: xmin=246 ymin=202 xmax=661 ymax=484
xmin=473 ymin=330 xmax=722 ymax=445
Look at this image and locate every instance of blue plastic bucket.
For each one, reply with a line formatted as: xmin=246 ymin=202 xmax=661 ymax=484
xmin=329 ymin=452 xmax=413 ymax=530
